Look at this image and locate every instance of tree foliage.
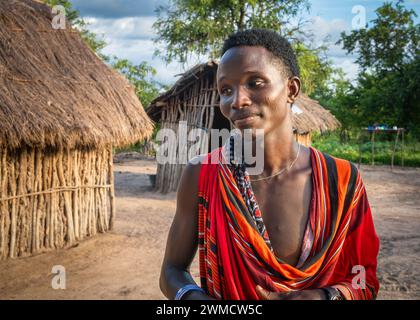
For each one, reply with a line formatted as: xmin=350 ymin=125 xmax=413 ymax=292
xmin=110 ymin=57 xmax=165 ymax=108
xmin=152 ymin=0 xmax=338 ymax=98
xmin=294 ymin=43 xmax=335 ymax=96
xmin=153 ymin=0 xmax=310 ymax=64
xmin=327 ymin=0 xmax=420 ymax=137
xmin=338 ymin=0 xmax=419 ymax=74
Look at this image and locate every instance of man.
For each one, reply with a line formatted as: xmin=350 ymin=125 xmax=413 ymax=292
xmin=160 ymin=29 xmax=380 ymax=300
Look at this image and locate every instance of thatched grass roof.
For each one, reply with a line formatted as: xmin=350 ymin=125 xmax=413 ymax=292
xmin=292 ymin=95 xmax=340 ymax=134
xmin=147 ymin=60 xmax=340 ymax=134
xmin=0 ymin=0 xmax=154 ymax=150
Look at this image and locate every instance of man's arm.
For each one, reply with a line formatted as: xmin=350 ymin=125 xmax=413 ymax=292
xmin=159 ymin=157 xmax=214 ymax=300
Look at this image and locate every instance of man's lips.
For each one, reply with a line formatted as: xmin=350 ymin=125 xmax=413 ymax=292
xmin=232 ymin=113 xmax=260 ymax=124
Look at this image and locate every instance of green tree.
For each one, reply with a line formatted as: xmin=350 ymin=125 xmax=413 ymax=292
xmin=153 ymin=0 xmax=337 ymax=98
xmin=110 ymin=57 xmax=165 ymax=108
xmin=315 ymin=69 xmax=360 ymax=139
xmin=337 ymin=0 xmax=420 ymax=136
xmin=294 ymin=42 xmax=336 ymax=97
xmin=338 ymin=0 xmax=419 ymax=74
xmin=153 ymin=0 xmax=310 ymax=65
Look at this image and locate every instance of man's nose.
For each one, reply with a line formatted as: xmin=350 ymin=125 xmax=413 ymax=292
xmin=231 ymin=86 xmax=251 ymax=109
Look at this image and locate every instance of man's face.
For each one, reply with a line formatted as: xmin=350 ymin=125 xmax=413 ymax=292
xmin=217 ymin=45 xmax=291 ymax=136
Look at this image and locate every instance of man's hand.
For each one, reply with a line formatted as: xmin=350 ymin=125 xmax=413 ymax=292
xmin=255 ymin=285 xmax=327 ymax=300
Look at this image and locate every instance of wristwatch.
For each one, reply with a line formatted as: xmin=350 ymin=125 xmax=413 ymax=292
xmin=321 ymin=287 xmax=343 ymax=300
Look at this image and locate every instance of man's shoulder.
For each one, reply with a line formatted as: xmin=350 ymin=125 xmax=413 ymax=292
xmin=311 ymin=147 xmax=362 ymax=198
xmin=180 ymin=152 xmax=220 ymax=195
xmin=311 ymin=147 xmax=359 ymax=176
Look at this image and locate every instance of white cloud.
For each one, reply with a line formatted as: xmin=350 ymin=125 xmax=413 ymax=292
xmin=82 ymin=13 xmax=362 ymax=86
xmin=84 ymin=16 xmax=156 ymax=41
xmin=82 ymin=16 xmax=180 ymax=85
xmin=304 ymin=16 xmax=359 ymax=80
xmin=102 ymin=39 xmax=154 ymax=59
xmin=308 ymin=16 xmax=349 ymax=44
xmin=100 ymin=38 xmax=183 ymax=84
xmin=83 ymin=16 xmax=213 ymax=85
xmin=332 ymin=57 xmax=359 ymax=82
xmin=71 ymin=0 xmax=168 ymax=18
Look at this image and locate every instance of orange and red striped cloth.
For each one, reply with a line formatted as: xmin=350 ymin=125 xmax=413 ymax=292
xmin=198 ymin=144 xmax=380 ymax=300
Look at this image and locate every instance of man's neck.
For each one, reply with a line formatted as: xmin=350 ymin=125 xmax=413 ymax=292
xmin=256 ymin=121 xmax=298 ymax=177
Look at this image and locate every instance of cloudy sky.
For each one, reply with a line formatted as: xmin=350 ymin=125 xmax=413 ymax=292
xmin=69 ymin=0 xmax=420 ymax=86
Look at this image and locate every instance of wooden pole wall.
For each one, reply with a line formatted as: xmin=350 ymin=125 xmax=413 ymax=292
xmin=155 ymin=74 xmax=218 ymax=193
xmin=0 ymin=146 xmax=114 ymax=259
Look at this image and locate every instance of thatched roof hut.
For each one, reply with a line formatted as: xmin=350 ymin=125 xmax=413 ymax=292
xmin=0 ymin=0 xmax=154 ymax=259
xmin=147 ymin=60 xmax=340 ymax=193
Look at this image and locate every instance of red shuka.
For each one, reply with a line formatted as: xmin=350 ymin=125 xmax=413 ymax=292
xmin=198 ymin=146 xmax=380 ymax=300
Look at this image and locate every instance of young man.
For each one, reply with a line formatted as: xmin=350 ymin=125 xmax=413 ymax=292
xmin=160 ymin=29 xmax=380 ymax=300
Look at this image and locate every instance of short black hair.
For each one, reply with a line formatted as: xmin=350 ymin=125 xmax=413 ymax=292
xmin=220 ymin=28 xmax=300 ymax=78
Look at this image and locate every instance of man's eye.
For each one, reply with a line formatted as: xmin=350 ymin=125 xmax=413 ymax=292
xmin=221 ymin=87 xmax=232 ymax=96
xmin=248 ymin=79 xmax=264 ymax=88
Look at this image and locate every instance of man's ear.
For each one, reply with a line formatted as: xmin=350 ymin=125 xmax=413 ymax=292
xmin=287 ymin=77 xmax=301 ymax=104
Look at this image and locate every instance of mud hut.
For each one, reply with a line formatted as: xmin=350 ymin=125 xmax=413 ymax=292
xmin=147 ymin=60 xmax=339 ymax=193
xmin=0 ymin=0 xmax=154 ymax=259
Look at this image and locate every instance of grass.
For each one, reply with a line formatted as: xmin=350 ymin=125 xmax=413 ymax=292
xmin=311 ymin=131 xmax=420 ymax=167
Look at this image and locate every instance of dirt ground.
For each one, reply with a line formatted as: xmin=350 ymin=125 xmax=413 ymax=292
xmin=0 ymin=155 xmax=419 ymax=300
